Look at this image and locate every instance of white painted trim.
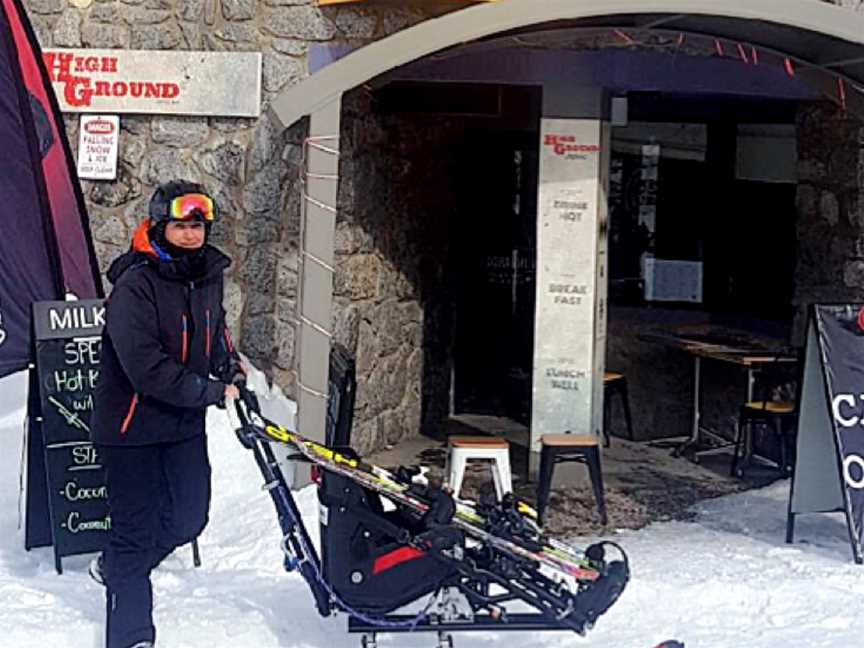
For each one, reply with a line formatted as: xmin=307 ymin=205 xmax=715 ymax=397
xmin=294 ymin=98 xmax=341 ymax=482
xmin=270 ymin=0 xmax=864 ymax=129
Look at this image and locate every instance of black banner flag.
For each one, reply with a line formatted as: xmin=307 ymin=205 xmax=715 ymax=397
xmin=0 ymin=0 xmax=102 ymax=379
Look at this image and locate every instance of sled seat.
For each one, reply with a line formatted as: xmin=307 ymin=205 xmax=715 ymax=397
xmin=536 ymin=434 xmax=607 ymax=527
xmin=446 ymin=436 xmax=512 ymax=501
xmin=319 ymin=471 xmax=458 ymax=615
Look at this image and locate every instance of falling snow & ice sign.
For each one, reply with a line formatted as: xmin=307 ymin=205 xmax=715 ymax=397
xmin=76 ymin=114 xmax=119 ymax=180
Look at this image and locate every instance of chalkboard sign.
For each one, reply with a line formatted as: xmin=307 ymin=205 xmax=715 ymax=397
xmin=788 ymin=304 xmax=864 ymax=564
xmin=28 ymin=299 xmax=108 ymax=573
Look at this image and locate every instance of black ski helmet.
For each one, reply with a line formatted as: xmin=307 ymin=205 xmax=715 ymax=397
xmin=148 ymin=180 xmax=216 ymax=225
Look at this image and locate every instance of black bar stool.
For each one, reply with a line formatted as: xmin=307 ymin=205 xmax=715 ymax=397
xmin=536 ymin=434 xmax=607 ymax=527
xmin=603 ymin=371 xmax=634 ymax=445
xmin=731 ymin=401 xmax=796 ymax=478
xmin=731 ymin=358 xmax=797 ymax=478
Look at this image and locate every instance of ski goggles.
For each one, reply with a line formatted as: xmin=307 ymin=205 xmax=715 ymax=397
xmin=169 ymin=193 xmax=215 ymax=222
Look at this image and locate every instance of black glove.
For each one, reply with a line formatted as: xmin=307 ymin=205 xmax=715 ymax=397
xmin=239 ymin=384 xmax=261 ymax=415
xmin=421 ymin=487 xmax=456 ymax=528
xmin=221 ymin=359 xmax=246 ymax=388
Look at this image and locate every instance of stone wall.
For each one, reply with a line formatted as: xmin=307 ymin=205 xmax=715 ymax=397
xmin=794 ymin=102 xmax=864 ymax=343
xmin=334 ymin=90 xmax=465 ymax=454
xmin=804 ymin=0 xmax=864 ymax=334
xmin=22 ymin=0 xmax=435 ymax=394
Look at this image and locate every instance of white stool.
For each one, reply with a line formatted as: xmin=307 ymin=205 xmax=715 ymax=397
xmin=446 ymin=436 xmax=512 ymax=501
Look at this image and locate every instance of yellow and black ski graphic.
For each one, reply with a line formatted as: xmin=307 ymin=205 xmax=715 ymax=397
xmin=256 ymin=420 xmax=598 ymax=581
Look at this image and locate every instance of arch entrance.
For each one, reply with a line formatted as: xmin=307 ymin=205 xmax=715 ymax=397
xmin=275 ymin=1 xmax=864 ymax=464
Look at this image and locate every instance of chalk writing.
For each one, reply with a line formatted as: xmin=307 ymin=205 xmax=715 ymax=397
xmin=51 ymin=368 xmax=100 ymax=393
xmin=60 ymin=481 xmax=108 ymax=502
xmin=71 ymin=444 xmax=100 ymax=468
xmin=61 ymin=511 xmax=111 ymax=534
xmin=47 ymin=395 xmax=89 ymax=433
xmin=64 ymin=338 xmax=100 ymax=365
xmin=47 ymin=304 xmax=104 ymax=332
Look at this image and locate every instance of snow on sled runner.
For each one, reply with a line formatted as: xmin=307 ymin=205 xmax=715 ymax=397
xmin=231 ymin=352 xmax=629 ymax=646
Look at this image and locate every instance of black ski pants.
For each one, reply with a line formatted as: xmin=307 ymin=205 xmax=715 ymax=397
xmin=99 ymin=434 xmax=211 ymax=648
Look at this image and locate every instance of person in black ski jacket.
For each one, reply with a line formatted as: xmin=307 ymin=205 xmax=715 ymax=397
xmin=91 ymin=181 xmax=243 ymax=648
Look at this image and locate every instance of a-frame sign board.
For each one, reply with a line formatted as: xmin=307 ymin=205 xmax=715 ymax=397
xmin=787 ymin=305 xmax=864 ymax=564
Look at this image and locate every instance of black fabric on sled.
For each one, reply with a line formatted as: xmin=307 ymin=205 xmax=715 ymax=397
xmin=320 ymin=344 xmax=457 ymax=615
xmin=325 ymin=343 xmax=356 ymax=448
xmin=319 ymin=472 xmax=457 ymax=615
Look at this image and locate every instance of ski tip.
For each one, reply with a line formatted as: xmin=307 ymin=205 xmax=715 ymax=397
xmin=652 ymin=641 xmax=684 ymax=648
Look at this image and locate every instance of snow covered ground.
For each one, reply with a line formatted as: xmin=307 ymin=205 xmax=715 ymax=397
xmin=1 ymin=369 xmax=863 ymax=648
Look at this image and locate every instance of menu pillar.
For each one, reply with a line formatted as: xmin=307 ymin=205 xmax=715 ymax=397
xmin=531 ymin=89 xmax=610 ymax=469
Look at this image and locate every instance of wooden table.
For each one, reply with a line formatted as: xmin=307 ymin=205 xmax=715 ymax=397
xmin=641 ymin=333 xmax=798 ymax=460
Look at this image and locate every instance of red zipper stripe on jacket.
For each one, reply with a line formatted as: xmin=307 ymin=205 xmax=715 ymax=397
xmin=181 ymin=315 xmax=189 ymax=364
xmin=224 ymin=327 xmax=234 ymax=353
xmin=120 ymin=394 xmax=138 ymax=434
xmin=205 ymin=309 xmax=212 ymax=358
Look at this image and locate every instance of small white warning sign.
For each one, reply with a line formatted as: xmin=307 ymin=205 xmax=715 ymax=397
xmin=77 ymin=114 xmax=119 ymax=180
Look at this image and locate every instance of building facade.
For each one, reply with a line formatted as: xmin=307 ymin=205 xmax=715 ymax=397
xmin=22 ymin=0 xmax=864 ymax=452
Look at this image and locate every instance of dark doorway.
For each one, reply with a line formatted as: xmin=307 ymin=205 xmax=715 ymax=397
xmin=452 ymin=130 xmax=539 ymax=424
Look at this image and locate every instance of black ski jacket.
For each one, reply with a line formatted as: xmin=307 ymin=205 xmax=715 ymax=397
xmin=91 ymin=221 xmax=240 ymax=446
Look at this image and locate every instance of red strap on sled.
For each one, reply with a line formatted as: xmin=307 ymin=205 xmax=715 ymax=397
xmin=372 ymin=547 xmax=425 ymax=575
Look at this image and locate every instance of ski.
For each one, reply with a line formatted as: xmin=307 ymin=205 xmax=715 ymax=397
xmin=232 ymin=388 xmax=631 ymax=639
xmin=252 ymin=414 xmax=604 ymax=582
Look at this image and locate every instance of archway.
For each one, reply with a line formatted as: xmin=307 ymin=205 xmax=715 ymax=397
xmin=276 ymin=0 xmax=864 ymax=452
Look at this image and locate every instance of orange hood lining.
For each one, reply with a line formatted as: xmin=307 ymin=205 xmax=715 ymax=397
xmin=132 ymin=219 xmax=158 ymax=258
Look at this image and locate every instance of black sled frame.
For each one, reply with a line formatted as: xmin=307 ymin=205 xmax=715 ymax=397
xmin=232 ymin=347 xmax=628 ymax=646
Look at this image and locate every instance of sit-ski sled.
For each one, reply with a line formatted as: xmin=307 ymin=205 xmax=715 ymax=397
xmin=231 ymin=351 xmax=631 ymax=648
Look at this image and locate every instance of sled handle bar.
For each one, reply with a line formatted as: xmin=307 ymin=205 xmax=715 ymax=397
xmin=232 ymin=383 xmax=260 ymax=424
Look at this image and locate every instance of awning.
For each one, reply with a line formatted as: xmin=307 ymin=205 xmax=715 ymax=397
xmin=273 ymin=0 xmax=864 ymax=129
